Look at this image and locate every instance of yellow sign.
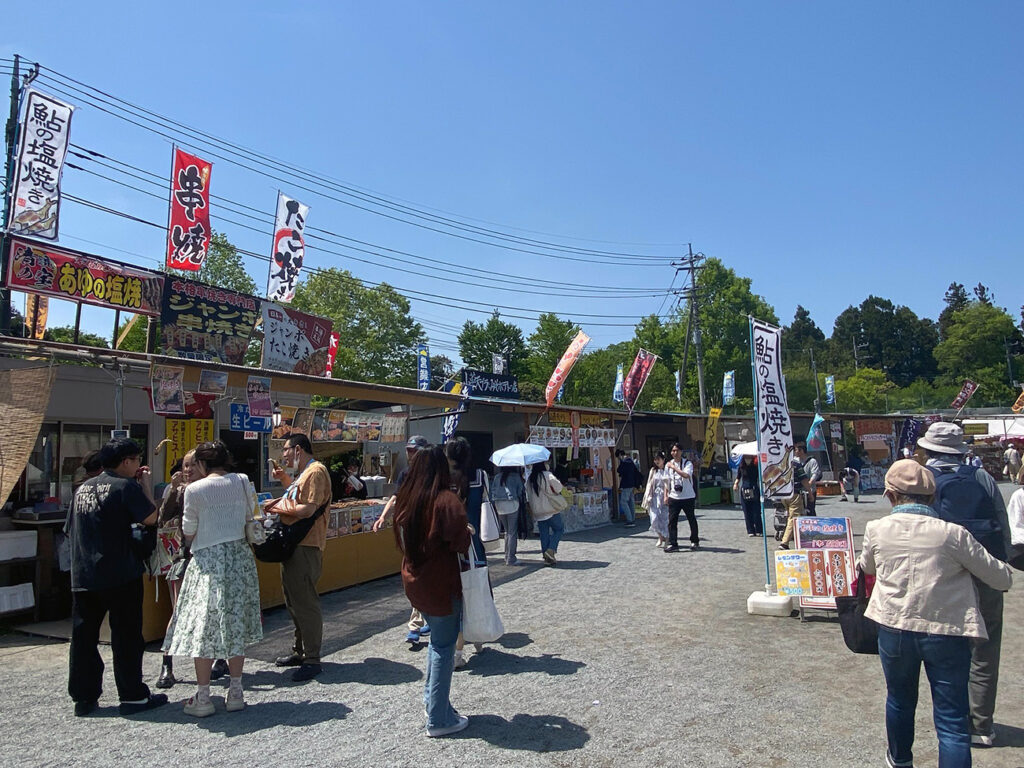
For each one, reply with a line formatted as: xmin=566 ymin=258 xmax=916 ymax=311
xmin=549 ymin=410 xmax=605 ymax=426
xmin=775 ymin=550 xmax=812 ymax=596
xmin=164 ymin=418 xmax=215 ymax=481
xmin=701 ymin=407 xmax=722 ymax=467
xmin=962 ymin=422 xmax=988 ymax=436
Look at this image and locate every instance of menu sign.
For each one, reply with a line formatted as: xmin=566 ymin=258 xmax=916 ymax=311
xmin=160 ymin=277 xmax=260 ymax=364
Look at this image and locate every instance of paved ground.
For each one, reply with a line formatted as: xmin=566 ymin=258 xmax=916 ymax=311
xmin=1 ymin=486 xmax=1022 ymax=768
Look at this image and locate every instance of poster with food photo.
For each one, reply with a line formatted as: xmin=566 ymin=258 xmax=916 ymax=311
xmin=291 ymin=408 xmax=314 ymax=437
xmin=151 ymin=364 xmax=185 ymax=414
xmin=260 ymin=303 xmax=334 ymax=376
xmin=271 ymin=405 xmax=297 ymax=440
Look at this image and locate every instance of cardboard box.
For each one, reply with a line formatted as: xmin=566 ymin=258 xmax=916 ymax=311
xmin=0 ymin=530 xmax=38 ymax=561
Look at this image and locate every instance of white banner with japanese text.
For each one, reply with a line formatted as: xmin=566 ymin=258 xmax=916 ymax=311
xmin=9 ymin=90 xmax=74 ymax=240
xmin=267 ymin=193 xmax=309 ymax=303
xmin=751 ymin=319 xmax=794 ymax=498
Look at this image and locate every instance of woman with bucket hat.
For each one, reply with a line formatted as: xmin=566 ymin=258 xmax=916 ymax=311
xmin=859 ymin=459 xmax=1013 ymax=768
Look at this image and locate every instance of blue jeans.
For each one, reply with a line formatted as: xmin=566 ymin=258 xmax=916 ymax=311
xmin=618 ymin=488 xmax=636 ymax=523
xmin=422 ymin=598 xmax=463 ymax=730
xmin=878 ymin=626 xmax=972 ymax=768
xmin=538 ymin=513 xmax=564 ymax=554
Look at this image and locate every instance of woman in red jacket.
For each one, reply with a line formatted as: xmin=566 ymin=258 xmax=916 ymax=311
xmin=393 ymin=446 xmax=472 ymax=737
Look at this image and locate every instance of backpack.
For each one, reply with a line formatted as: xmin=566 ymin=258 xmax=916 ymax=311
xmin=929 ymin=465 xmax=1006 ymax=561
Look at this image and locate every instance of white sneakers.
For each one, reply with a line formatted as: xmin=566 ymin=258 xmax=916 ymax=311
xmin=226 ymin=689 xmax=245 ymax=712
xmin=183 ymin=694 xmax=215 ymax=718
xmin=426 ymin=714 xmax=469 ymax=738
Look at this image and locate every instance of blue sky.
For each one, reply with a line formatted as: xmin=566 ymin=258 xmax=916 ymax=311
xmin=3 ymin=2 xmax=1021 ymax=363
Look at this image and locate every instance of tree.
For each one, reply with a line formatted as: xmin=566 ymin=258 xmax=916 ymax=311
xmin=561 ymin=341 xmax=633 ymax=409
xmin=170 ymin=231 xmax=258 ymax=295
xmin=933 ymin=301 xmax=1022 ymax=405
xmin=782 ymin=305 xmax=826 ymax=352
xmin=830 ymin=296 xmax=938 ymax=387
xmin=45 ymin=325 xmax=110 ymax=349
xmin=457 ymin=311 xmax=527 ymax=377
xmin=972 ymin=283 xmax=994 ymax=306
xmin=832 ymin=368 xmax=894 ymax=413
xmin=429 ymin=354 xmax=455 ymax=390
xmin=938 ymin=282 xmax=969 ymax=341
xmin=524 ymin=313 xmax=580 ymax=386
xmin=292 ymin=268 xmax=425 ymax=386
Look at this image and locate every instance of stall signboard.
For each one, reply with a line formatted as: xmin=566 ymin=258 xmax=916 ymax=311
xmin=794 ymin=516 xmax=854 ymax=610
xmin=381 ymin=413 xmax=407 ymax=443
xmin=164 ymin=418 xmax=215 ymax=480
xmin=774 ymin=550 xmax=812 ymax=596
xmin=229 ymin=403 xmax=272 ymax=433
xmin=271 ymin=405 xmax=298 ymax=440
xmin=151 ymin=364 xmax=185 ymax=415
xmin=246 ymin=375 xmax=272 ymax=418
xmin=854 ymin=418 xmax=893 ymax=445
xmin=261 ymin=303 xmax=334 ymax=375
xmin=7 ymin=238 xmax=165 ymax=315
xmin=462 ymin=368 xmax=519 ymax=399
xmin=160 ymin=277 xmax=260 ymax=364
xmin=962 ymin=422 xmax=988 ymax=436
xmin=8 ymin=90 xmax=74 ymax=241
xmin=549 ymin=411 xmax=605 ymax=427
xmin=529 ymin=425 xmax=616 ymax=448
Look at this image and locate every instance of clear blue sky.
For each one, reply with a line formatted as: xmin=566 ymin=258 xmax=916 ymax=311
xmin=3 ymin=2 xmax=1021 ymax=364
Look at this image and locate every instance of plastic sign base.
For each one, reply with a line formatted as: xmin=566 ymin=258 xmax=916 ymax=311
xmin=747 ymin=590 xmax=794 ymax=617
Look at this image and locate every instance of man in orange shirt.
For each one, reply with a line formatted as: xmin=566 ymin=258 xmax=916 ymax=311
xmin=268 ymin=434 xmax=332 ymax=682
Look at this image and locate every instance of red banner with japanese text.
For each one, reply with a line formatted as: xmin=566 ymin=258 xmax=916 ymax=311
xmin=622 ymin=348 xmax=658 ymax=412
xmin=166 ymin=148 xmax=212 ymax=271
xmin=325 ymin=332 xmax=340 ymax=378
xmin=950 ymin=380 xmax=979 ymax=410
xmin=545 ymin=330 xmax=590 ymax=407
xmin=7 ymin=238 xmax=164 ymax=315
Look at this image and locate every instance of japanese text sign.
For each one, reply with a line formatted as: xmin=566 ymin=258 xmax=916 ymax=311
xmin=325 ymin=332 xmax=340 ymax=378
xmin=151 ymin=364 xmax=185 ymax=414
xmin=159 ymin=277 xmax=259 ymax=364
xmin=795 ymin=516 xmax=855 ymax=610
xmin=751 ymin=319 xmax=794 ymax=498
xmin=701 ymin=408 xmax=722 ymax=468
xmin=246 ymin=375 xmax=272 ymax=418
xmin=266 ymin=193 xmax=309 ymax=303
xmin=7 ymin=238 xmax=165 ymax=316
xmin=229 ymin=403 xmax=272 ymax=433
xmin=545 ymin=331 xmax=590 ymax=407
xmin=950 ymin=379 xmax=979 ymax=410
xmin=622 ymin=348 xmax=657 ymax=412
xmin=417 ymin=344 xmax=431 ymax=390
xmin=260 ymin=303 xmax=334 ymax=375
xmin=9 ymin=89 xmax=74 ymax=241
xmin=166 ymin=147 xmax=212 ymax=270
xmin=163 ymin=418 xmax=214 ymax=481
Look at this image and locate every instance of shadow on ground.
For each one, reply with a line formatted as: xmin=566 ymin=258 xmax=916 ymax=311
xmin=460 ymin=713 xmax=589 ymax=752
xmin=463 ymin=648 xmax=585 ymax=677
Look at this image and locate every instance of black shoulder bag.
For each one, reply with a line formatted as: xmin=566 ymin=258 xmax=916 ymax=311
xmin=253 ymin=501 xmax=329 ymax=563
xmin=834 ymin=567 xmax=879 ymax=655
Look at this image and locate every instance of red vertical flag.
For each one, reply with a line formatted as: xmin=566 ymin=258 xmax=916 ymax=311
xmin=545 ymin=330 xmax=591 ymax=407
xmin=622 ymin=348 xmax=658 ymax=412
xmin=949 ymin=379 xmax=979 ymax=409
xmin=166 ymin=148 xmax=212 ymax=271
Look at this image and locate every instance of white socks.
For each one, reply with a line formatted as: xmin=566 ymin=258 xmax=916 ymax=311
xmin=228 ymin=676 xmax=243 ymax=695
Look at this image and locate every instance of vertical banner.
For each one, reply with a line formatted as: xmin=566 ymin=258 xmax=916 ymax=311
xmin=612 ymin=363 xmax=624 ymax=403
xmin=545 ymin=330 xmax=591 ymax=408
xmin=8 ymin=89 xmax=75 ymax=241
xmin=325 ymin=332 xmax=340 ymax=378
xmin=825 ymin=375 xmax=836 ymax=405
xmin=441 ymin=381 xmax=469 ymax=443
xmin=492 ymin=353 xmax=506 ymax=374
xmin=557 ymin=383 xmax=565 ymax=403
xmin=622 ymin=348 xmax=658 ymax=412
xmin=806 ymin=413 xmax=826 ymax=451
xmin=24 ymin=294 xmax=48 ymax=339
xmin=898 ymin=418 xmax=922 ymax=452
xmin=723 ymin=370 xmax=735 ymax=405
xmin=751 ymin=319 xmax=794 ymax=498
xmin=950 ymin=379 xmax=979 ymax=410
xmin=701 ymin=407 xmax=723 ymax=468
xmin=416 ymin=344 xmax=431 ymax=390
xmin=166 ymin=147 xmax=213 ymax=271
xmin=267 ymin=192 xmax=309 ymax=303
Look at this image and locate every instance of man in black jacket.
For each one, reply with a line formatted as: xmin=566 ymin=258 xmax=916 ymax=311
xmin=615 ymin=450 xmax=643 ymax=528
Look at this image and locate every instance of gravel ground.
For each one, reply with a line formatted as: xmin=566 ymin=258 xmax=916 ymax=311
xmin=1 ymin=486 xmax=1022 ymax=768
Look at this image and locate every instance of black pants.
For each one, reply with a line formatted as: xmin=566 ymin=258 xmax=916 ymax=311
xmin=68 ymin=578 xmax=150 ymax=704
xmin=668 ymin=497 xmax=698 ymax=547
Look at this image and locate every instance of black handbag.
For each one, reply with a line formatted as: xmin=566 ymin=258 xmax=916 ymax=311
xmin=835 ymin=567 xmax=879 ymax=655
xmin=252 ymin=502 xmax=328 ymax=563
xmin=130 ymin=523 xmax=158 ymax=562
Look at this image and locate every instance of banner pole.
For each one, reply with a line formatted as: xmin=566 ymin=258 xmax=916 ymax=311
xmin=748 ymin=315 xmax=773 ymax=594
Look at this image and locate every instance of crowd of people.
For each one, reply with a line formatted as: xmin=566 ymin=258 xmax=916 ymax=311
xmin=62 ymin=421 xmax=1022 ymax=755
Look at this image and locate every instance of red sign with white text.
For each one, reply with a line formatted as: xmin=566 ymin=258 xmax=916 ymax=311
xmin=166 ymin=148 xmax=212 ymax=271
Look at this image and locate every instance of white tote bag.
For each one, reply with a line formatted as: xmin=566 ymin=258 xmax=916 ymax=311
xmin=480 ymin=484 xmax=501 ymax=543
xmin=459 ymin=551 xmax=504 ymax=643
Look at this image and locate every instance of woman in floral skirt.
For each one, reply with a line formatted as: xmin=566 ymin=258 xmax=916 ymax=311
xmin=162 ymin=441 xmax=262 ymax=717
xmin=643 ymin=452 xmax=670 ymax=548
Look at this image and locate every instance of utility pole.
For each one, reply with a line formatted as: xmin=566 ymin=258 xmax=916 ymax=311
xmin=809 ymin=347 xmax=822 ymax=413
xmin=852 ymin=338 xmax=868 ymax=371
xmin=674 ymin=245 xmax=707 ymax=413
xmin=0 ymin=55 xmax=21 ymax=335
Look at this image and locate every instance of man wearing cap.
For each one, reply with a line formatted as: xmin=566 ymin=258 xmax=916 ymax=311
xmin=1004 ymin=442 xmax=1021 ymax=484
xmin=372 ymin=435 xmax=432 ymax=643
xmin=918 ymin=421 xmax=1015 ymax=747
xmin=859 ymin=459 xmax=1013 ymax=768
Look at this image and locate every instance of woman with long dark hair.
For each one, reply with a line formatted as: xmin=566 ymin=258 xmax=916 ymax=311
xmin=490 ymin=466 xmax=526 ymax=565
xmin=393 ymin=446 xmax=473 ymax=738
xmin=445 ymin=437 xmax=485 ymax=563
xmin=732 ymin=454 xmax=763 ymax=537
xmin=162 ymin=441 xmax=262 ymax=717
xmin=526 ymin=461 xmax=565 ymax=565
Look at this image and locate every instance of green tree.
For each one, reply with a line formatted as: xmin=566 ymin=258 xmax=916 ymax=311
xmin=429 ymin=354 xmax=455 ymax=390
xmin=292 ymin=267 xmax=425 ymax=386
xmin=45 ymin=325 xmax=110 ymax=349
xmin=562 ymin=342 xmax=633 ymax=409
xmin=524 ymin=312 xmax=580 ymax=386
xmin=830 ymin=296 xmax=938 ymax=387
xmin=170 ymin=231 xmax=258 ymax=295
xmin=933 ymin=302 xmax=1021 ymax=405
xmin=782 ymin=305 xmax=826 ymax=352
xmin=832 ymin=368 xmax=894 ymax=413
xmin=972 ymin=283 xmax=994 ymax=306
xmin=938 ymin=282 xmax=969 ymax=341
xmin=457 ymin=311 xmax=527 ymax=377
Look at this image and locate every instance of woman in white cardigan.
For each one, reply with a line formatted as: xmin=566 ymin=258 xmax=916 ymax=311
xmin=162 ymin=441 xmax=262 ymax=717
